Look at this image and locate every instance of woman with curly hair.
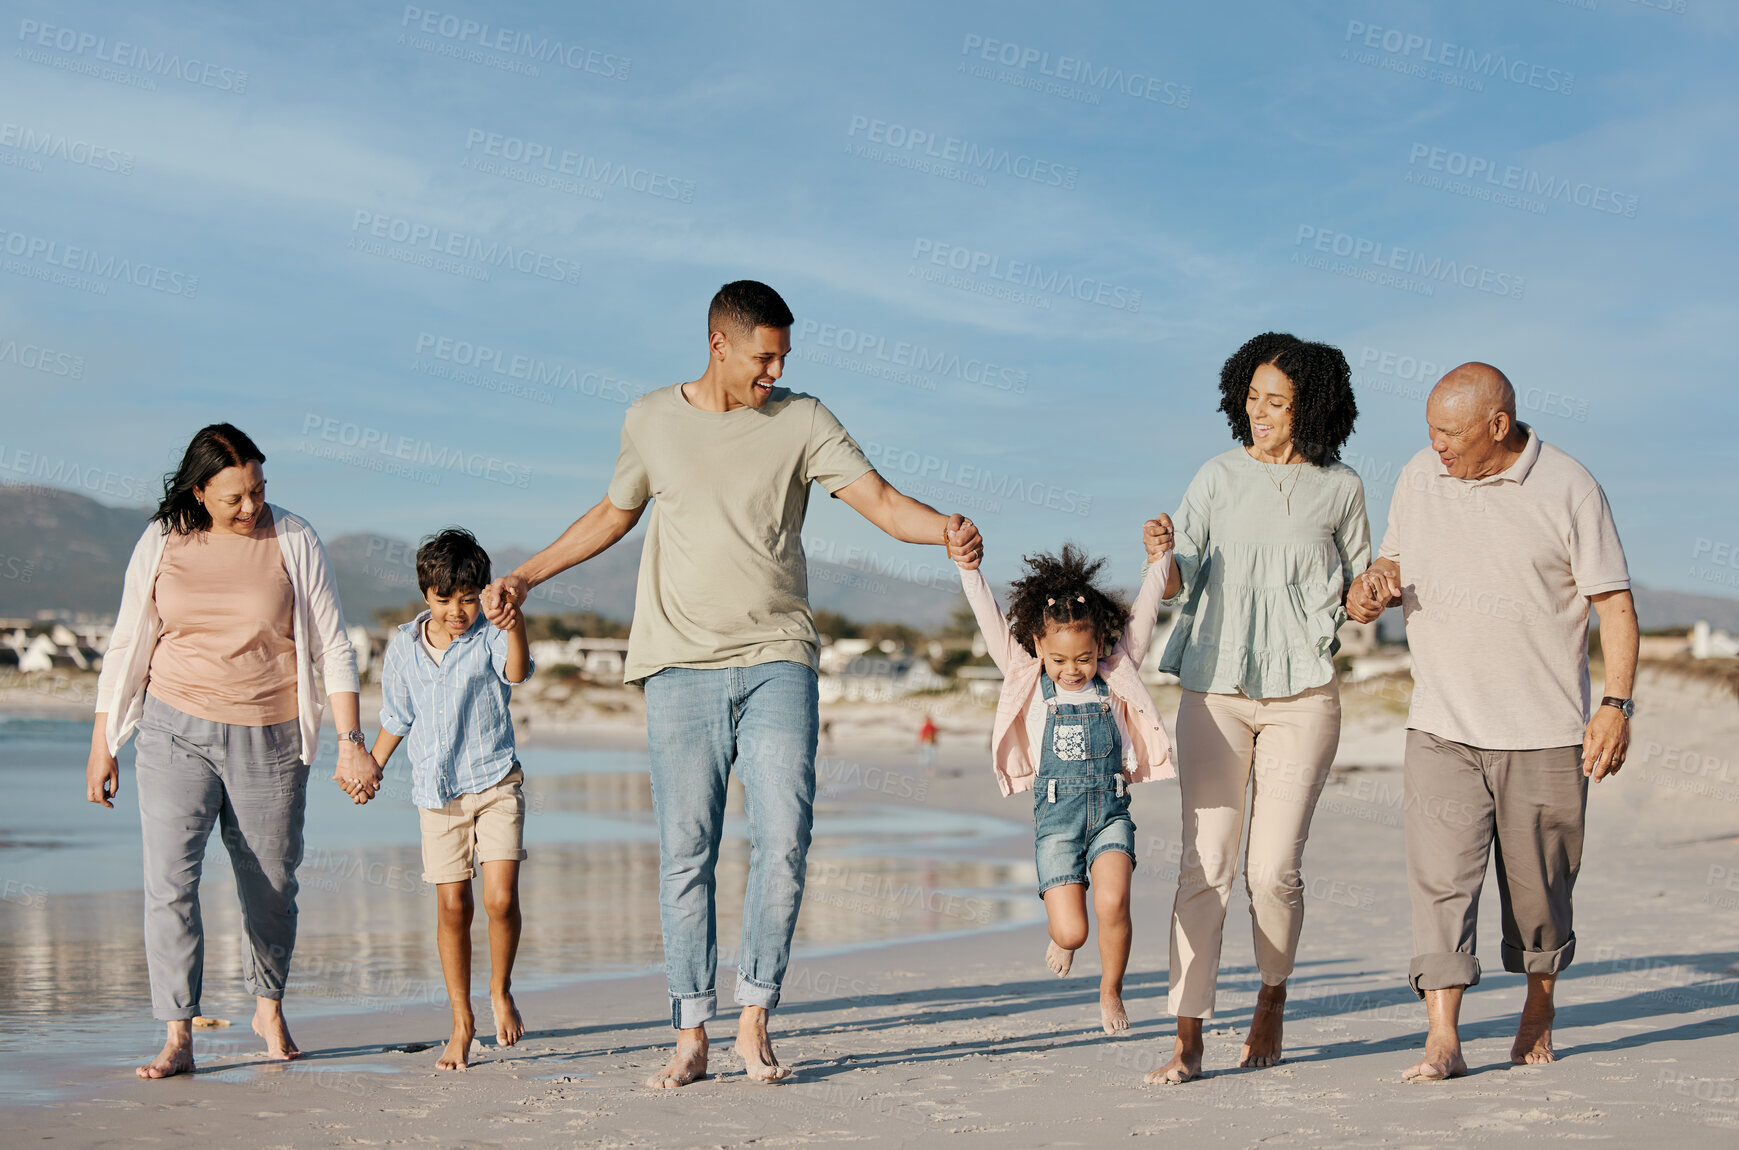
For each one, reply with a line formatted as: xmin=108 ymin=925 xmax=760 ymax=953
xmin=1142 ymin=332 xmax=1370 ymax=1085
xmin=949 ymin=536 xmax=1176 ymax=1036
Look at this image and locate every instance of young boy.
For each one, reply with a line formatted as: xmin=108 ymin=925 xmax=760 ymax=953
xmin=361 ymin=527 xmax=533 ymax=1070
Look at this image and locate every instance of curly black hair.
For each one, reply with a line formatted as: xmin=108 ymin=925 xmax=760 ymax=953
xmin=1005 ymin=544 xmax=1129 ymax=658
xmin=1217 ymin=332 xmax=1358 ymax=466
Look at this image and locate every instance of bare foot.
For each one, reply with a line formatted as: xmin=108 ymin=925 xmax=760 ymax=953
xmin=734 ymin=1006 xmax=793 ymax=1084
xmin=1238 ymin=982 xmax=1286 ymax=1068
xmin=1045 ymin=940 xmax=1075 ymax=977
xmin=1144 ymin=1032 xmax=1203 ymax=1085
xmin=1512 ymin=990 xmax=1556 ymax=1065
xmin=1100 ymin=989 xmax=1129 ymax=1036
xmin=251 ymin=1001 xmax=301 ymax=1062
xmin=1401 ymin=1043 xmax=1468 ymax=1081
xmin=135 ymin=1033 xmax=195 ymax=1080
xmin=437 ymin=1021 xmax=475 ymax=1071
xmin=492 ymin=990 xmax=524 ymax=1048
xmin=647 ymin=1029 xmax=709 ymax=1089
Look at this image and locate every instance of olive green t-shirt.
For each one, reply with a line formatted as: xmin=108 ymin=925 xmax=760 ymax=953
xmin=607 ymin=384 xmax=874 ymax=683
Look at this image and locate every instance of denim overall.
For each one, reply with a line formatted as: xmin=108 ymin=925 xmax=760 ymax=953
xmin=1032 ymin=674 xmax=1136 ymax=895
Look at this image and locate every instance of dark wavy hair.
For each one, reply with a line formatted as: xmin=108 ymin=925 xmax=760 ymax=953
xmin=1005 ymin=544 xmax=1128 ymax=658
xmin=1217 ymin=332 xmax=1358 ymax=466
xmin=708 ymin=279 xmax=793 ymax=338
xmin=417 ymin=528 xmax=492 ymax=598
xmin=151 ymin=423 xmax=266 ymax=535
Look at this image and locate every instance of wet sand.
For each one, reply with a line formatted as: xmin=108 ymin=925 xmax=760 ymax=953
xmin=3 ymin=669 xmax=1737 ymax=1146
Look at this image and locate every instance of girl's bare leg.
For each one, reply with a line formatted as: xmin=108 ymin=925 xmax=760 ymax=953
xmin=1090 ymin=852 xmax=1133 ymax=1034
xmin=1041 ymin=883 xmax=1089 ymax=975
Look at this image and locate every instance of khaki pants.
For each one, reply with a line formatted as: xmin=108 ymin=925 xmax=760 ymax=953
xmin=1168 ymin=682 xmax=1341 ymax=1019
xmin=1404 ymin=730 xmax=1586 ymax=996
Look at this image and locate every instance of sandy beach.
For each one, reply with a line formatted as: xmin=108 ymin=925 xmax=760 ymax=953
xmin=2 ymin=667 xmax=1736 ymax=1147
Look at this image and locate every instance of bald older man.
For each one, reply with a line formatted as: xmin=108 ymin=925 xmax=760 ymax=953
xmin=1348 ymin=363 xmax=1637 ymax=1081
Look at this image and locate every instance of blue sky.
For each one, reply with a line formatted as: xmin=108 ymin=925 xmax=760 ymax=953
xmin=1 ymin=0 xmax=1733 ymax=607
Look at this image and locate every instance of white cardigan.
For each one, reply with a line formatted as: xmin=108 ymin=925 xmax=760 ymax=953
xmin=94 ymin=504 xmax=359 ymax=765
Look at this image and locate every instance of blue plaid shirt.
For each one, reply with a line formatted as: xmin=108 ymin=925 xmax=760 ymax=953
xmin=379 ymin=612 xmax=533 ymax=809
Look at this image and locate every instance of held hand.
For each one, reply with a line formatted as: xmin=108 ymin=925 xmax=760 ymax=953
xmin=86 ymin=745 xmax=120 ymax=809
xmin=945 ymin=514 xmax=983 ymax=571
xmin=1143 ymin=515 xmax=1174 ymax=563
xmin=482 ymin=575 xmax=528 ymax=627
xmin=333 ymin=741 xmax=383 ymax=805
xmin=1345 ymin=574 xmax=1385 ymax=624
xmin=1582 ymin=706 xmax=1630 ymax=782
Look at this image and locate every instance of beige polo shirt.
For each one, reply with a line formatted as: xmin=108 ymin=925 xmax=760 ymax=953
xmin=1378 ymin=426 xmax=1629 ymax=750
xmin=607 ymin=384 xmax=874 ymax=683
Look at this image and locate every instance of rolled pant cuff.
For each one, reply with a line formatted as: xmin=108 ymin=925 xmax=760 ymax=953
xmin=1502 ymin=934 xmax=1575 ymax=976
xmin=670 ymin=991 xmax=717 ymax=1030
xmin=244 ymin=982 xmax=286 ymax=1001
xmin=734 ymin=971 xmax=780 ymax=1012
xmin=1409 ymin=953 xmax=1481 ymax=999
xmin=154 ymin=1004 xmax=202 ymax=1022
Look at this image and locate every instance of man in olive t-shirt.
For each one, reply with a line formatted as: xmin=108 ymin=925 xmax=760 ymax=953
xmin=484 ymin=281 xmax=981 ymax=1089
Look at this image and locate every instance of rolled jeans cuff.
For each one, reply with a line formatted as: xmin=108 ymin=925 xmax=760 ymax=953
xmin=734 ymin=971 xmax=781 ymax=1012
xmin=1409 ymin=953 xmax=1481 ymax=999
xmin=1503 ymin=933 xmax=1576 ymax=976
xmin=670 ymin=990 xmax=716 ymax=1030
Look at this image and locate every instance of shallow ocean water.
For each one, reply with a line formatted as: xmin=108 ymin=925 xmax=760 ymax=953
xmin=0 ymin=717 xmax=1039 ymax=1083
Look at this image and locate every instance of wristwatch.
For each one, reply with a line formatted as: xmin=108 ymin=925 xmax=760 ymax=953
xmin=340 ymin=729 xmax=367 ymax=748
xmin=1599 ymin=697 xmax=1634 ymax=719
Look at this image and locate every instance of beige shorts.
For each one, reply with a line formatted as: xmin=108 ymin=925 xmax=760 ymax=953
xmin=418 ymin=766 xmax=527 ymax=884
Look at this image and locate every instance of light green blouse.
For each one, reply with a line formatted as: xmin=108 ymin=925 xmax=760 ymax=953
xmin=1157 ymin=448 xmax=1371 ymax=698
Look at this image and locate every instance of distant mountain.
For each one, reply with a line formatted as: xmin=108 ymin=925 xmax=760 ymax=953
xmin=4 ymin=486 xmax=1735 ymax=635
xmin=0 ymin=486 xmax=150 ymax=616
xmin=0 ymin=487 xmax=967 ymax=628
xmin=326 ymin=530 xmax=966 ymax=629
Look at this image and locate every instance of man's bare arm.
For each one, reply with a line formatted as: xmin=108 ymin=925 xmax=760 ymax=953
xmin=1582 ymin=588 xmax=1638 ymax=781
xmin=482 ymin=496 xmax=644 ymax=622
xmin=834 ymin=470 xmax=982 ymax=562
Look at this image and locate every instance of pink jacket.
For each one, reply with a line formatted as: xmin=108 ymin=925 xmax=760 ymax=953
xmin=961 ymin=559 xmax=1176 ymax=797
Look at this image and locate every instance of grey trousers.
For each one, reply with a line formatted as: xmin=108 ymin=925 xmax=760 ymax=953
xmin=135 ymin=693 xmax=308 ymax=1021
xmin=1403 ymin=729 xmax=1587 ymax=997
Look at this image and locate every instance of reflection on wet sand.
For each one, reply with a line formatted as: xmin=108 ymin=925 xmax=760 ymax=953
xmin=0 ymin=764 xmax=1038 ymax=1057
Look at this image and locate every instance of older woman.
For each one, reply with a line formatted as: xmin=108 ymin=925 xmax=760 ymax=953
xmin=84 ymin=423 xmax=380 ymax=1079
xmin=1142 ymin=333 xmax=1369 ymax=1084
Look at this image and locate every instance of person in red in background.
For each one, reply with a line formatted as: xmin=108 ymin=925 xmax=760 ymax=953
xmin=918 ymin=714 xmax=939 ymax=772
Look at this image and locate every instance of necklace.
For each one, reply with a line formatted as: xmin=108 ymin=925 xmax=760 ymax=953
xmin=1259 ymin=458 xmax=1302 ymax=514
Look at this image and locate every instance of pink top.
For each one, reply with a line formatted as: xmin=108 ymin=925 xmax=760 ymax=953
xmin=148 ymin=509 xmax=298 ymax=726
xmin=960 ymin=559 xmax=1176 ymax=797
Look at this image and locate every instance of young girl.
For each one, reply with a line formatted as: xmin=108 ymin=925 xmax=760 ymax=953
xmin=951 ymin=538 xmax=1175 ymax=1034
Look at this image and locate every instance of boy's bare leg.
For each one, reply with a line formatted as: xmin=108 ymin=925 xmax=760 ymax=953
xmin=1090 ymin=853 xmax=1133 ymax=1034
xmin=481 ymin=860 xmax=524 ymax=1048
xmin=135 ymin=1019 xmax=195 ymax=1079
xmin=1402 ymin=986 xmax=1469 ymax=1080
xmin=1145 ymin=1016 xmax=1204 ymax=1084
xmin=1239 ymin=981 xmax=1287 ymax=1067
xmin=647 ymin=1025 xmax=709 ymax=1088
xmin=435 ymin=880 xmax=475 ymax=1070
xmin=734 ymin=1004 xmax=792 ymax=1083
xmin=1041 ymin=883 xmax=1089 ymax=977
xmin=251 ymin=997 xmax=301 ymax=1061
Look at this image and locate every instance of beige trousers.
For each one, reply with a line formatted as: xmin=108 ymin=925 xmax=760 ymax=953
xmin=1168 ymin=682 xmax=1341 ymax=1018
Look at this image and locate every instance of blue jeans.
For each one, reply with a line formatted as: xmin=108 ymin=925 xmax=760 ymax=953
xmin=644 ymin=661 xmax=819 ymax=1029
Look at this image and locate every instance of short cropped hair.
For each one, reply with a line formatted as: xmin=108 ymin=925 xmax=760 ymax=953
xmin=707 ymin=280 xmax=793 ymax=339
xmin=416 ymin=527 xmax=491 ymax=598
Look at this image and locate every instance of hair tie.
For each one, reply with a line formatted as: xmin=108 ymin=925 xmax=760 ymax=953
xmin=1076 ymin=594 xmax=1086 ymax=603
xmin=1046 ymin=597 xmax=1055 ymax=606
